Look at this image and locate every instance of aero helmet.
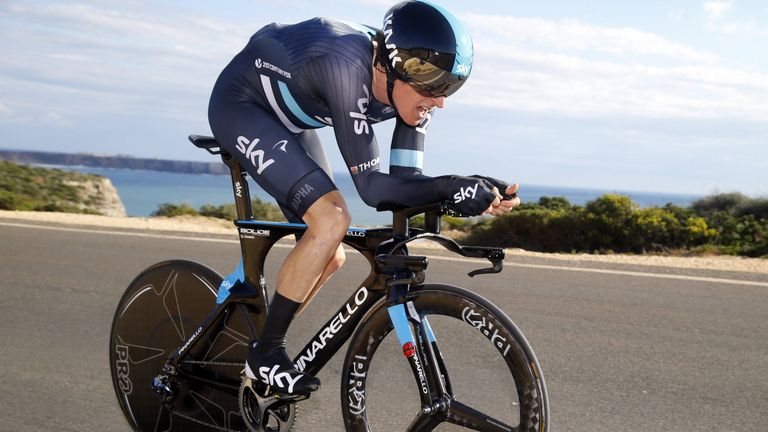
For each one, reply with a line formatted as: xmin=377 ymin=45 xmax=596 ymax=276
xmin=376 ymin=1 xmax=473 ymax=103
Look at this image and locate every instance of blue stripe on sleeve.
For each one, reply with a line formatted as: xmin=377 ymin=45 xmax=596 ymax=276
xmin=390 ymin=149 xmax=424 ymax=169
xmin=277 ymin=81 xmax=326 ymax=128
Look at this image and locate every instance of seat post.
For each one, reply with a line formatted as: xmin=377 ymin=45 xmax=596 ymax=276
xmin=221 ymin=153 xmax=254 ymax=220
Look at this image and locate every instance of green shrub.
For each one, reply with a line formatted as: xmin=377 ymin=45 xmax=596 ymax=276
xmin=463 ymin=193 xmax=739 ymax=255
xmin=580 ymin=194 xmax=637 ymax=252
xmin=0 ymin=191 xmax=33 ymax=210
xmin=151 ymin=203 xmax=199 ymax=217
xmin=692 ymin=192 xmax=749 ymax=215
xmin=410 ymin=214 xmax=471 ymax=232
xmin=155 ymin=198 xmax=285 ymax=222
xmin=199 ymin=203 xmax=237 ymax=220
xmin=735 ymin=197 xmax=768 ymax=220
xmin=251 ymin=198 xmax=286 ymax=222
xmin=465 ymin=207 xmax=584 ymax=252
xmin=0 ymin=161 xmax=106 ymax=214
xmin=537 ymin=196 xmax=572 ymax=211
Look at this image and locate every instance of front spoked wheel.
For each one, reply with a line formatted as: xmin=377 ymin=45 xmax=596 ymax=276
xmin=341 ymin=284 xmax=549 ymax=431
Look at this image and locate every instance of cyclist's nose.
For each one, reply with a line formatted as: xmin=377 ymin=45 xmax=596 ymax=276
xmin=433 ymin=97 xmax=446 ymax=109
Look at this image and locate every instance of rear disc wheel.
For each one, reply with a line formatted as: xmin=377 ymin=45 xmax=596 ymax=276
xmin=109 ymin=260 xmax=251 ymax=431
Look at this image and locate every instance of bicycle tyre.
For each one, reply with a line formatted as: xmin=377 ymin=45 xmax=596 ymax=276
xmin=340 ymin=283 xmax=549 ymax=432
xmin=109 ymin=260 xmax=251 ymax=431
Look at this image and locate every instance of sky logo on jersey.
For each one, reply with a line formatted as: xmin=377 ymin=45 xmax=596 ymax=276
xmin=236 ymin=136 xmax=275 ymax=175
xmin=273 ymin=140 xmax=288 ymax=152
xmin=349 ymin=85 xmax=370 ymax=135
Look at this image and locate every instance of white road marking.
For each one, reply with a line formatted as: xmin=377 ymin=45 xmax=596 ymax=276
xmin=2 ymin=221 xmax=766 ymax=288
xmin=431 ymin=255 xmax=768 ymax=288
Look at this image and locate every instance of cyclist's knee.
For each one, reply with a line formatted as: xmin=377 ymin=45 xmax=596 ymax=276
xmin=303 ymin=191 xmax=351 ymax=242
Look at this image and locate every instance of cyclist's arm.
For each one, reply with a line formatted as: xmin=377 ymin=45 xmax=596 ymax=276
xmin=305 ymin=56 xmax=447 ymax=207
xmin=389 ymin=113 xmax=431 ymax=178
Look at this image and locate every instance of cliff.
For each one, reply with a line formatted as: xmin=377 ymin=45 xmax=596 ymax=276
xmin=64 ymin=176 xmax=126 ymax=217
xmin=0 ymin=160 xmax=126 ymax=217
xmin=0 ymin=150 xmax=228 ymax=175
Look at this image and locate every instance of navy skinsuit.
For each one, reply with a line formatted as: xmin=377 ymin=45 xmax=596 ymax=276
xmin=208 ymin=18 xmax=443 ymax=222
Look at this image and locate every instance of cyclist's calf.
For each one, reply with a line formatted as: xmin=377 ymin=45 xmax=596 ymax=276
xmin=276 ymin=191 xmax=351 ymax=303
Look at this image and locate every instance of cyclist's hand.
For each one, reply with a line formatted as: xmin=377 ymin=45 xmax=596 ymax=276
xmin=487 ymin=183 xmax=520 ymax=216
xmin=443 ymin=176 xmax=497 ymax=216
xmin=470 ymin=176 xmax=520 ymax=216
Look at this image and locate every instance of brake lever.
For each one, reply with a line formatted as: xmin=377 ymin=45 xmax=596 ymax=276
xmin=460 ymin=246 xmax=505 ymax=277
xmin=468 ymin=259 xmax=504 ymax=277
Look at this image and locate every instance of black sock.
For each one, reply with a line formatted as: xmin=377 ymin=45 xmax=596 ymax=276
xmin=254 ymin=292 xmax=301 ymax=351
xmin=246 ymin=293 xmax=320 ymax=394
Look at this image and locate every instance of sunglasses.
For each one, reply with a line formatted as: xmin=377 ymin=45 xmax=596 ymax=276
xmin=398 ymin=56 xmax=469 ymax=98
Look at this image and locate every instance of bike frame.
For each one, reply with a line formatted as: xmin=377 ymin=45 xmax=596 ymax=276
xmin=163 ymin=138 xmax=504 ymax=410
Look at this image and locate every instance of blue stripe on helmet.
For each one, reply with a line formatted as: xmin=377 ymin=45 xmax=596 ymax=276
xmin=421 ymin=1 xmax=473 ymax=77
xmin=277 ymin=81 xmax=326 ymax=128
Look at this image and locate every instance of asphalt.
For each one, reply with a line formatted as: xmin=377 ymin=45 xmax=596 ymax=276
xmin=1 ymin=220 xmax=766 ymax=431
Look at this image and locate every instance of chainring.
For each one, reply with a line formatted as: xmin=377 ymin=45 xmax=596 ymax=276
xmin=239 ymin=376 xmax=299 ymax=432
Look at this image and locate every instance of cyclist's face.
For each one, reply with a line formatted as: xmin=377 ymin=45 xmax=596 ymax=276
xmin=392 ymin=80 xmax=446 ymax=126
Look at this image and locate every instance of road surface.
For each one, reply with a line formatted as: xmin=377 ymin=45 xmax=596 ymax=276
xmin=1 ymin=219 xmax=766 ymax=431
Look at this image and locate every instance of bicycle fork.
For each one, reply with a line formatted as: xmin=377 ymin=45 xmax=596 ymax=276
xmin=387 ymin=301 xmax=454 ymax=430
xmin=378 ymin=253 xmax=455 ymax=429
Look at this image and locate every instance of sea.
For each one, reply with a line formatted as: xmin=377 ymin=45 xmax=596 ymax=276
xmin=42 ymin=165 xmax=701 ymax=226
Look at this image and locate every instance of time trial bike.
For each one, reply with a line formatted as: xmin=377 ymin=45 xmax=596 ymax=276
xmin=109 ymin=135 xmax=549 ymax=431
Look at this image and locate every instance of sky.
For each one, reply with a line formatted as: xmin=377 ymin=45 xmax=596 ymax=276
xmin=1 ymin=0 xmax=766 ymax=196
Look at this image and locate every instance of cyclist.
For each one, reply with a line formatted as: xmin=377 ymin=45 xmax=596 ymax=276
xmin=208 ymin=0 xmax=520 ymax=395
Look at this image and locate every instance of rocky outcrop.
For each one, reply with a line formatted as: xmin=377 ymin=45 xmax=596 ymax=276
xmin=63 ymin=177 xmax=126 ymax=217
xmin=0 ymin=160 xmax=127 ymax=216
xmin=0 ymin=150 xmax=228 ymax=175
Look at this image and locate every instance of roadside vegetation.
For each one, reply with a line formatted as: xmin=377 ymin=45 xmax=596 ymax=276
xmin=0 ymin=160 xmax=103 ymax=214
xmin=459 ymin=193 xmax=768 ymax=258
xmin=151 ymin=200 xmax=286 ymax=222
xmin=157 ymin=192 xmax=767 ymax=258
xmin=4 ymin=160 xmax=763 ymax=257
